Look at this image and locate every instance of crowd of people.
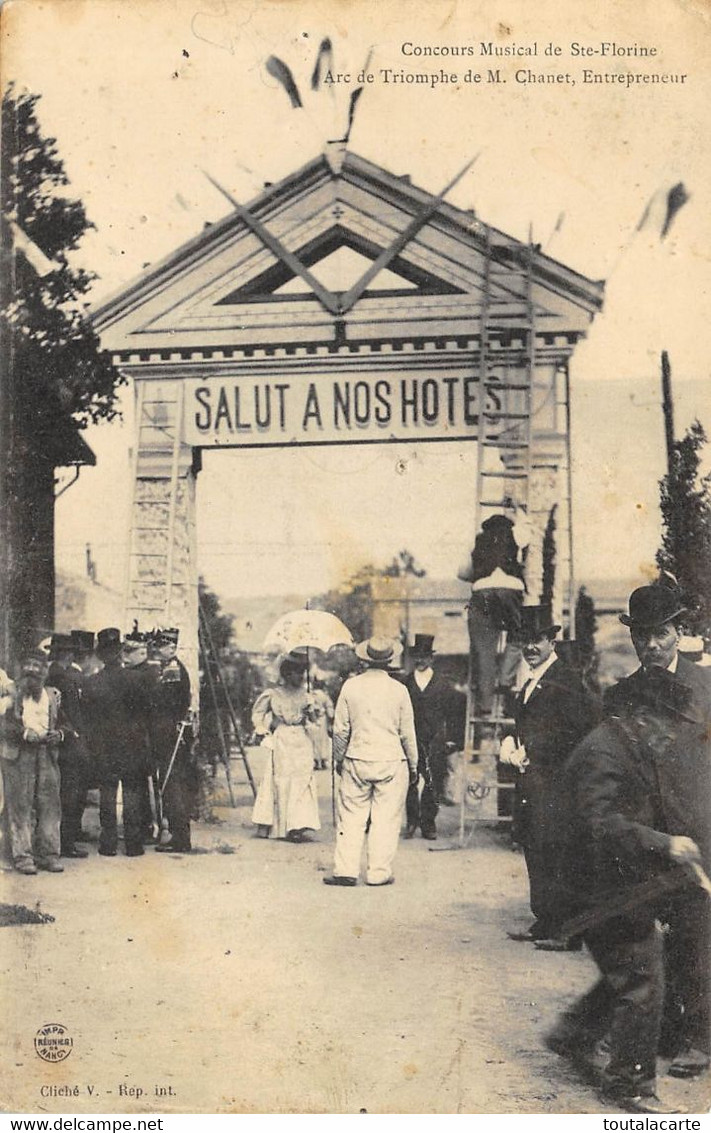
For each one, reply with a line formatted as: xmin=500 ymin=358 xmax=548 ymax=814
xmin=0 ymin=625 xmax=195 ymax=872
xmin=0 ymin=578 xmax=708 ymax=1115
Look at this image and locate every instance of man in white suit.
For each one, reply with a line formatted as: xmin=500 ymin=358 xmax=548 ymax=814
xmin=325 ymin=637 xmax=418 ymax=887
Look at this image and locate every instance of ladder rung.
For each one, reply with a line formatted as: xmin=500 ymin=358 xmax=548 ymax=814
xmin=480 ymin=471 xmax=528 ymax=479
xmin=483 ymin=412 xmax=529 ymax=421
xmin=484 ymin=440 xmax=528 ymax=449
xmin=479 ymin=499 xmax=521 ymax=508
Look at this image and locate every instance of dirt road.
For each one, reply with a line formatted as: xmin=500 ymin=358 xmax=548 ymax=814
xmin=1 ymin=753 xmax=708 ymax=1115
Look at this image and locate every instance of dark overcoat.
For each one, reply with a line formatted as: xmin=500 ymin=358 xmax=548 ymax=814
xmin=83 ymin=661 xmax=154 ymax=780
xmin=513 ymin=657 xmax=599 ymax=847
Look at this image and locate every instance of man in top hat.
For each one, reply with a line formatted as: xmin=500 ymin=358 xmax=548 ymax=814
xmin=606 ymin=583 xmax=711 ymax=1080
xmin=0 ymin=651 xmax=66 ymax=874
xmin=501 ymin=605 xmax=599 ymax=948
xmin=83 ymin=628 xmax=153 ymax=857
xmin=324 ymin=636 xmax=418 ymax=887
xmin=47 ymin=633 xmax=90 ymax=859
xmin=403 ymin=634 xmax=461 ymax=841
xmin=149 ymin=628 xmax=193 ymax=854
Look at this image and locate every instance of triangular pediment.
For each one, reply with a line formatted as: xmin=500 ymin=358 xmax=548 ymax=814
xmin=91 ymin=151 xmax=604 ymax=355
xmin=217 ymin=227 xmax=460 ymax=303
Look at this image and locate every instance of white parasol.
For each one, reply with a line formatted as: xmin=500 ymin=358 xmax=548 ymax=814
xmin=262 ymin=609 xmax=353 ymax=657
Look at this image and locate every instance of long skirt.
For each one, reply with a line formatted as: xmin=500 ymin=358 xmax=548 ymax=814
xmin=252 ymin=725 xmax=320 ymax=838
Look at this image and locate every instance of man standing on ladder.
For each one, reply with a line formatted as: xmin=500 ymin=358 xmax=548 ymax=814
xmin=460 ymin=506 xmax=531 ymax=719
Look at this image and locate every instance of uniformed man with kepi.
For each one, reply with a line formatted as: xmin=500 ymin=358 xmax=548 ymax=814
xmin=150 ymin=628 xmax=194 ymax=854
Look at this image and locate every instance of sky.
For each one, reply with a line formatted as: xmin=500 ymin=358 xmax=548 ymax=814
xmin=4 ymin=0 xmax=710 ymax=602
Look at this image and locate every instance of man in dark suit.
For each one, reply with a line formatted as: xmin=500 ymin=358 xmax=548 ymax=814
xmin=501 ymin=605 xmax=599 ymax=947
xmin=606 ymin=583 xmax=711 ymax=1081
xmin=547 ymin=683 xmax=707 ymax=1113
xmin=47 ymin=634 xmax=90 ymax=860
xmin=403 ymin=635 xmax=461 ymax=841
xmin=83 ymin=627 xmax=154 ymax=857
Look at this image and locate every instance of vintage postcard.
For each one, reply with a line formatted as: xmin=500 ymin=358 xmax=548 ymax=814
xmin=1 ymin=0 xmax=709 ymax=1117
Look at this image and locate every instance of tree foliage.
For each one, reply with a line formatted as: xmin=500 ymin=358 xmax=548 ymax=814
xmin=313 ymin=549 xmax=427 ymax=641
xmin=1 ymin=85 xmax=122 ymax=440
xmin=541 ymin=504 xmax=557 ymax=610
xmin=656 ymin=420 xmax=711 ymax=634
xmin=198 ymin=576 xmax=234 ymax=654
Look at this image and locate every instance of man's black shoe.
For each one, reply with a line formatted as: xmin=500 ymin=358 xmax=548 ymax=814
xmin=507 ymin=922 xmax=547 ymax=942
xmin=604 ymin=1093 xmax=679 ymax=1115
xmin=422 ymin=830 xmax=437 ymax=841
xmin=155 ymin=842 xmax=191 ymax=853
xmin=125 ymin=847 xmax=145 ymax=857
xmin=323 ymin=876 xmax=357 ymax=886
xmin=667 ymin=1047 xmax=710 ymax=1079
xmin=535 ymin=937 xmax=583 ymax=952
xmin=61 ymin=846 xmax=89 ymax=859
xmin=403 ymin=826 xmax=417 ymax=839
xmin=98 ymin=848 xmax=117 ymax=857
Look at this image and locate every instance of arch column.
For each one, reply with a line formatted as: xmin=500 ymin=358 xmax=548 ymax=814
xmin=124 ymin=376 xmax=199 ymax=700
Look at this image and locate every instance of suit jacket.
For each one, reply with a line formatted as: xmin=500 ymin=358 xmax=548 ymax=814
xmin=602 ymin=655 xmax=711 ymax=865
xmin=513 ymin=657 xmax=600 ymax=846
xmin=83 ymin=661 xmax=154 ymax=778
xmin=566 ymin=709 xmax=710 ymax=934
xmin=404 ymin=671 xmax=457 ymax=766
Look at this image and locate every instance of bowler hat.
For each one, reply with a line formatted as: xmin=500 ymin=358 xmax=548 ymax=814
xmin=410 ymin=634 xmax=436 ymax=658
xmin=519 ymin=606 xmax=560 ymax=640
xmin=619 ymin=585 xmax=686 ymax=629
xmin=355 ymin=636 xmax=396 ymax=666
xmin=96 ymin=627 xmax=122 ymax=657
xmin=70 ymin=630 xmax=95 ymax=654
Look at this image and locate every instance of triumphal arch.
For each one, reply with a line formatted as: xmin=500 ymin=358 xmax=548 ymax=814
xmin=92 ymin=145 xmax=603 ymax=683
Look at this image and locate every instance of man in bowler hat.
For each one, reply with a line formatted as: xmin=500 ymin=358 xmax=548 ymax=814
xmin=547 ymin=682 xmax=707 ymax=1112
xmin=607 ymin=583 xmax=711 ymax=1081
xmin=404 ymin=634 xmax=460 ymax=841
xmin=501 ymin=605 xmax=599 ymax=948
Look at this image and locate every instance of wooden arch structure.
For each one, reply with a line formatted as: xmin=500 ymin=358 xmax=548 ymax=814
xmin=92 ymin=145 xmax=604 ymax=685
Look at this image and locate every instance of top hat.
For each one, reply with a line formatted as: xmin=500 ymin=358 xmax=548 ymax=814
xmin=410 ymin=634 xmax=436 ymax=658
xmin=70 ymin=630 xmax=95 ymax=654
xmin=96 ymin=627 xmax=122 ymax=656
xmin=519 ymin=605 xmax=561 ymax=640
xmin=152 ymin=627 xmax=180 ymax=648
xmin=355 ymin=636 xmax=396 ymax=666
xmin=49 ymin=633 xmax=74 ymax=658
xmin=619 ymin=585 xmax=686 ymax=629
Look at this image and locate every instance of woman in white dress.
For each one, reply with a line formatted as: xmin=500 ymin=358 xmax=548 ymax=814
xmin=251 ymin=655 xmax=321 ymax=842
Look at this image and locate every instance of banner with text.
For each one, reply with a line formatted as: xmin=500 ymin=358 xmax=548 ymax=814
xmin=183 ymin=372 xmax=481 ymax=449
